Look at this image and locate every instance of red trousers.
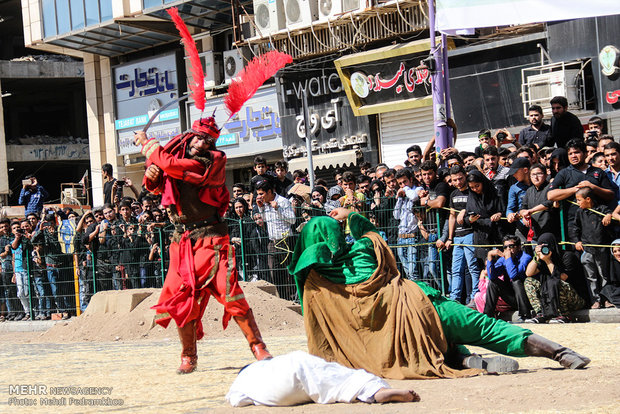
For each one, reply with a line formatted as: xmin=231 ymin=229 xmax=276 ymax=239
xmin=152 ymin=233 xmax=250 ymax=340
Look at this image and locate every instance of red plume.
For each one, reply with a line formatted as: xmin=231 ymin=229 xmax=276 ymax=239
xmin=167 ymin=7 xmax=205 ymax=112
xmin=224 ymin=50 xmax=293 ymax=118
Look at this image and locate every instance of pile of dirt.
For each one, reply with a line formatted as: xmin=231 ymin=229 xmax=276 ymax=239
xmin=41 ymin=281 xmax=305 ymax=343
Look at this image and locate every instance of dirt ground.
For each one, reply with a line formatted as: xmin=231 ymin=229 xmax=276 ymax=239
xmin=1 ymin=323 xmax=619 ymax=413
xmin=1 ymin=285 xmax=619 ymax=413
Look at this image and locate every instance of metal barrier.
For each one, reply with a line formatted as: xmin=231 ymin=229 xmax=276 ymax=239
xmin=0 ymin=199 xmax=458 ymax=318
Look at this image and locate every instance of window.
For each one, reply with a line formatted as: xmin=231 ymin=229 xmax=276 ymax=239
xmin=42 ymin=0 xmax=57 ymax=37
xmin=70 ymin=0 xmax=85 ymax=30
xmin=100 ymin=0 xmax=113 ymax=22
xmin=56 ymin=0 xmax=71 ymax=34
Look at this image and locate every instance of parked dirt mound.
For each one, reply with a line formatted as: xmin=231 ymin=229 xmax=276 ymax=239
xmin=41 ymin=281 xmax=305 ymax=343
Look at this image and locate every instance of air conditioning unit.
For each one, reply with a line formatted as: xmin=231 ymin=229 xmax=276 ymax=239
xmin=253 ymin=0 xmax=286 ymax=37
xmin=284 ymin=0 xmax=318 ymax=29
xmin=318 ymin=0 xmax=366 ymax=22
xmin=223 ymin=48 xmax=251 ymax=84
xmin=523 ymin=69 xmax=581 ymax=117
xmin=185 ymin=51 xmax=222 ymax=88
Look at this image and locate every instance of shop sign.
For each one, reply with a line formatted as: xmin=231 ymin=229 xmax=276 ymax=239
xmin=187 ymin=86 xmax=282 ymax=157
xmin=113 ymin=53 xmax=182 ymax=156
xmin=600 ymin=45 xmax=619 ymax=77
xmin=276 ymin=65 xmax=373 ymax=160
xmin=335 ymin=38 xmax=451 ymax=116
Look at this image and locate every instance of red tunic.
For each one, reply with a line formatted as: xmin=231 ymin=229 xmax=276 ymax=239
xmin=140 ymin=136 xmax=249 ymax=339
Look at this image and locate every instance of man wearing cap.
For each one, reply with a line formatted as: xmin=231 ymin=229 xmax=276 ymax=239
xmin=518 ymin=105 xmax=552 ymax=149
xmin=506 ymin=158 xmax=532 ymax=243
xmin=134 ymin=118 xmax=272 ymax=375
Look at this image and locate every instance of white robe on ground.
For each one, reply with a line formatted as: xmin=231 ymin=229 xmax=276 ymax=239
xmin=226 ymin=351 xmax=389 ymax=407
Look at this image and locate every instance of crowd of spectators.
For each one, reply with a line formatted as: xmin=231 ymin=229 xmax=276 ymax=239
xmin=2 ymin=96 xmax=619 ymax=322
xmin=0 ymin=166 xmax=170 ymax=322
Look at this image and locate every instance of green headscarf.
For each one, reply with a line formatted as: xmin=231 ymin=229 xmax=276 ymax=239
xmin=288 ymin=213 xmax=378 ymax=307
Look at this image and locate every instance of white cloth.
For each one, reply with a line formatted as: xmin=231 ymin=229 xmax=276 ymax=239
xmin=226 ymin=351 xmax=389 ymax=407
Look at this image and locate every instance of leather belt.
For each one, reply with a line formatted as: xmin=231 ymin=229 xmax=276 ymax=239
xmin=176 ymin=215 xmax=222 ymax=232
xmin=398 ymin=233 xmax=417 ymax=239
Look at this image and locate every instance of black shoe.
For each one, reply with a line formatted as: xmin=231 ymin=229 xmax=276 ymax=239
xmin=525 ymin=314 xmax=548 ymax=324
xmin=549 ymin=315 xmax=570 ymax=324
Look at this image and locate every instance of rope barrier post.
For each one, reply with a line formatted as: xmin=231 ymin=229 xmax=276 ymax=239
xmin=560 ymin=202 xmax=566 ymax=250
xmin=73 ymin=253 xmax=81 ymax=316
xmin=25 ymin=246 xmax=34 ymax=320
xmin=158 ymin=228 xmax=166 ymax=286
xmin=91 ymin=251 xmax=97 ymax=295
xmin=239 ymin=218 xmax=247 ymax=282
xmin=435 ymin=210 xmax=445 ymax=296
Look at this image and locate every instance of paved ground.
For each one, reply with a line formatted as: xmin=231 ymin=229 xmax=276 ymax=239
xmin=1 ymin=324 xmax=619 ymax=413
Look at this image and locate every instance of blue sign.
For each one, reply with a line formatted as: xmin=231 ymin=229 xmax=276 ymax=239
xmin=115 ymin=108 xmax=179 ymax=130
xmin=216 ymin=133 xmax=239 ymax=147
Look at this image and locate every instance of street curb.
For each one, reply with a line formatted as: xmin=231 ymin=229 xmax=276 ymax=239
xmin=500 ymin=308 xmax=620 ymax=323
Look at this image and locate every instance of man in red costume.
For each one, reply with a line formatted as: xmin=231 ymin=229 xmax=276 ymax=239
xmin=134 ymin=117 xmax=272 ymax=374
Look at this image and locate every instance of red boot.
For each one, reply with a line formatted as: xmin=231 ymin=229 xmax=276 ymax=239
xmin=177 ymin=320 xmax=198 ymax=374
xmin=234 ymin=309 xmax=273 ymax=360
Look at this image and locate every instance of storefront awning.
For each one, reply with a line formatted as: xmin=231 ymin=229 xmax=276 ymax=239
xmin=288 ymin=150 xmax=359 ymax=172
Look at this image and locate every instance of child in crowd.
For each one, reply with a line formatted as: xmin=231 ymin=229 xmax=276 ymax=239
xmin=574 ymin=187 xmax=613 ymax=308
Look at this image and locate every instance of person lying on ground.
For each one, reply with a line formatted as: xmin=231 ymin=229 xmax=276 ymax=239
xmin=226 ymin=351 xmax=419 ymax=407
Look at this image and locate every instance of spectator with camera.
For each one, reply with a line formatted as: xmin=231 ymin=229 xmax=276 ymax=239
xmin=19 ymin=175 xmax=48 ymax=216
xmin=484 ymin=235 xmax=533 ymax=322
xmin=585 ymin=116 xmax=604 ymax=140
xmin=10 ymin=220 xmax=31 ymax=320
xmin=0 ymin=218 xmax=18 ymax=321
xmin=38 ymin=211 xmax=69 ymax=319
xmin=524 ymin=233 xmax=586 ymax=323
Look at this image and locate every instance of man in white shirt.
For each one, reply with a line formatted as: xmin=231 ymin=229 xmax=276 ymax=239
xmin=255 ymin=180 xmax=296 ymax=299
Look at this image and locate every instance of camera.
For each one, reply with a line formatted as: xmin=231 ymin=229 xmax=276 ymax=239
xmin=115 ymin=180 xmax=126 ymax=187
xmin=540 ymin=246 xmax=550 ymax=255
xmin=22 ymin=179 xmax=33 ymax=186
xmin=496 ymin=132 xmax=507 ymax=140
xmin=587 ymin=130 xmax=598 ymax=138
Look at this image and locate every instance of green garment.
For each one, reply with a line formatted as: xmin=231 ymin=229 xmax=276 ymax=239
xmin=290 ymin=212 xmax=532 ymax=356
xmin=289 ymin=213 xmax=377 ymax=307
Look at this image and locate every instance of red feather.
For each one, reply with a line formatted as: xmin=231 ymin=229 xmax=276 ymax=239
xmin=224 ymin=50 xmax=293 ymax=117
xmin=167 ymin=7 xmax=205 ymax=112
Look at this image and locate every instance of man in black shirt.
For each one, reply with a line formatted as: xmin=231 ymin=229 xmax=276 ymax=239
xmin=518 ymin=105 xmax=552 ymax=149
xmin=550 ymin=96 xmax=584 ymax=148
xmin=418 ymin=161 xmax=452 ymax=289
xmin=102 ymin=163 xmax=116 ymax=205
xmin=444 ymin=166 xmax=479 ymax=304
xmin=547 ymin=139 xmax=616 ymax=242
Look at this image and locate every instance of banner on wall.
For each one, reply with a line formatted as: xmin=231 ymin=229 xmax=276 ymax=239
xmin=436 ymin=1 xmax=620 ymax=32
xmin=113 ymin=53 xmax=182 ymax=156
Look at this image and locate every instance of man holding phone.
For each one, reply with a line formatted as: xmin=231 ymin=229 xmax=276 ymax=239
xmin=18 ymin=175 xmax=48 ymax=215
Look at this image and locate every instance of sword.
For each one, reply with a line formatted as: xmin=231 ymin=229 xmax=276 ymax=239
xmin=140 ymin=92 xmax=191 ymax=134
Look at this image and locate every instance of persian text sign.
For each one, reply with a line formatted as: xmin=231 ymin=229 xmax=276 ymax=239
xmin=436 ymin=0 xmax=620 ymax=32
xmin=335 ymin=39 xmax=440 ymax=115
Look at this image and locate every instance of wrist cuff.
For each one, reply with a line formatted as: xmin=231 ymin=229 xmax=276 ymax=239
xmin=141 ymin=139 xmax=160 ymax=159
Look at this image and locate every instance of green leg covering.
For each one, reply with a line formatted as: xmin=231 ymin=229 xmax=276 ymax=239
xmin=430 ymin=295 xmax=533 ymax=357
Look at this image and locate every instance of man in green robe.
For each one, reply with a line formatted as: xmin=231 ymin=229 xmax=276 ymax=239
xmin=289 ymin=208 xmax=590 ymax=379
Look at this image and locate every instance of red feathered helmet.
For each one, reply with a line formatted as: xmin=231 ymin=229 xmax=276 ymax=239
xmin=192 ymin=117 xmax=220 ymax=140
